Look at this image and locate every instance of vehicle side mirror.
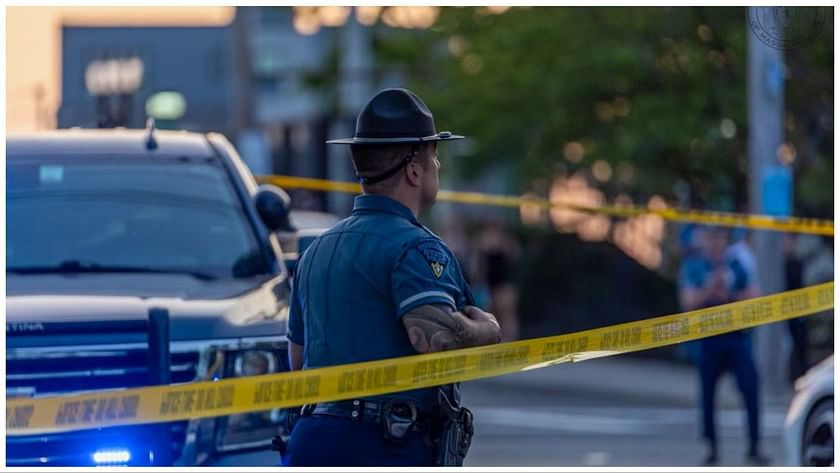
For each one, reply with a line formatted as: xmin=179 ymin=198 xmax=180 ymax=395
xmin=255 ymin=185 xmax=295 ymax=232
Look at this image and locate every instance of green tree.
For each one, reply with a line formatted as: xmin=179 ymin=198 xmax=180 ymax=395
xmin=375 ymin=7 xmax=833 ymax=215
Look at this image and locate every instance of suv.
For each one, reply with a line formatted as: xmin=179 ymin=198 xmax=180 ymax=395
xmin=6 ymin=126 xmax=298 ymax=466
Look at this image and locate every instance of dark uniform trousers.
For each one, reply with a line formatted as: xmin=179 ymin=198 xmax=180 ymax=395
xmin=282 ymin=415 xmax=434 ymax=466
xmin=698 ymin=331 xmax=760 ymax=452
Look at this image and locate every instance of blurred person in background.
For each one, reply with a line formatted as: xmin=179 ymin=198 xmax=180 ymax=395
xmin=795 ymin=234 xmax=834 ymax=368
xmin=796 ymin=235 xmax=834 ymax=287
xmin=678 ymin=225 xmax=769 ymax=466
xmin=436 ymin=210 xmax=473 ymax=284
xmin=782 ymin=233 xmax=809 ymax=383
xmin=475 ymin=218 xmax=521 ymax=341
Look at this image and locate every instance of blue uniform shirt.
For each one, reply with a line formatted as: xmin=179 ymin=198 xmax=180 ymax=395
xmin=679 ymin=253 xmax=751 ymax=308
xmin=287 ymin=194 xmax=474 ymax=408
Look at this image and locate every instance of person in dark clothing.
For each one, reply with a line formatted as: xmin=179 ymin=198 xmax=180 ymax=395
xmin=476 ymin=219 xmax=521 ymax=341
xmin=783 ymin=234 xmax=809 ymax=383
xmin=678 ymin=226 xmax=770 ymax=466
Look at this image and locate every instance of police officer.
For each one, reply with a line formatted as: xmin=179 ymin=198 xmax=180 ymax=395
xmin=281 ymin=88 xmax=502 ymax=466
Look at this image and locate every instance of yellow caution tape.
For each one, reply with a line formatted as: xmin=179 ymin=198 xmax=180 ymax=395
xmin=7 ymin=282 xmax=833 ymax=435
xmin=258 ymin=175 xmax=834 ymax=236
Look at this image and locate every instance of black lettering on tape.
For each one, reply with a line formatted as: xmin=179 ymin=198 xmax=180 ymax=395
xmin=7 ymin=405 xmax=34 ymax=429
xmin=782 ymin=293 xmax=811 ymax=316
xmin=338 ymin=367 xmax=398 ymax=394
xmin=254 ymin=382 xmax=270 ymax=404
xmin=479 ymin=346 xmax=530 ymax=371
xmin=540 ymin=337 xmax=588 ymax=361
xmin=412 ymin=355 xmax=468 ymax=384
xmin=202 ymin=388 xmax=216 ymax=410
xmin=353 ymin=371 xmax=365 ymax=393
xmin=81 ymin=399 xmax=97 ymax=423
xmin=255 ymin=376 xmax=322 ymax=405
xmin=182 ymin=390 xmax=196 ymax=414
xmin=94 ymin=398 xmax=108 ymax=422
xmin=652 ymin=319 xmax=689 ymax=343
xmin=740 ymin=300 xmax=773 ymax=325
xmin=599 ymin=327 xmax=642 ymax=350
xmin=338 ymin=372 xmax=352 ymax=394
xmin=55 ymin=401 xmax=81 ymax=426
xmin=370 ymin=367 xmax=382 ymax=388
xmin=274 ymin=380 xmax=287 ymax=402
xmin=698 ymin=309 xmax=734 ymax=333
xmin=118 ymin=396 xmax=139 ymax=419
xmin=57 ymin=395 xmax=138 ymax=425
xmin=289 ymin=378 xmax=303 ymax=401
xmin=818 ymin=287 xmax=833 ymax=306
xmin=412 ymin=362 xmax=427 ymax=384
xmin=160 ymin=392 xmax=179 ymax=415
xmin=305 ymin=376 xmax=321 ymax=397
xmin=383 ymin=366 xmax=397 ymax=387
xmin=577 ymin=337 xmax=588 ymax=352
xmin=218 ymin=386 xmax=234 ymax=409
xmin=162 ymin=388 xmax=217 ymax=416
xmin=104 ymin=397 xmax=119 ymax=421
xmin=276 ymin=381 xmax=290 ymax=402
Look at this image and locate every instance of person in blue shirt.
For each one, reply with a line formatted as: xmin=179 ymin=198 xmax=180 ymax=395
xmin=280 ymin=88 xmax=501 ymax=466
xmin=679 ymin=225 xmax=769 ymax=466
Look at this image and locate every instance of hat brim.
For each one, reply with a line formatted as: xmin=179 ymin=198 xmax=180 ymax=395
xmin=326 ymin=133 xmax=465 ymax=145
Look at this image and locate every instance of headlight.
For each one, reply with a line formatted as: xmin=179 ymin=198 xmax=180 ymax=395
xmin=216 ymin=347 xmax=287 ymax=452
xmin=234 ymin=350 xmax=277 ymax=377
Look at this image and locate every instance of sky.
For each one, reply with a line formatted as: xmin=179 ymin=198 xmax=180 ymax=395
xmin=5 ymin=7 xmax=235 ymax=132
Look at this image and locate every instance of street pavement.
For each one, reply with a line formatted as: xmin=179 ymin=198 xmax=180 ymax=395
xmin=461 ymin=356 xmax=791 ymax=466
xmin=209 ymin=356 xmax=793 ymax=467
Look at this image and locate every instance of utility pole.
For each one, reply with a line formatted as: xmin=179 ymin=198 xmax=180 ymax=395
xmin=747 ymin=7 xmax=789 ymax=397
xmin=231 ymin=7 xmax=255 ymax=136
xmin=327 ymin=7 xmax=372 ymax=216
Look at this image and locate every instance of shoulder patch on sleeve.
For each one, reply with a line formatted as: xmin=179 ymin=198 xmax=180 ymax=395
xmin=416 ymin=239 xmax=450 ymax=279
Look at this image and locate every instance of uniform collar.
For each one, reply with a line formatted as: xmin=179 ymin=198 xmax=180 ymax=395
xmin=352 ymin=194 xmax=419 ymax=224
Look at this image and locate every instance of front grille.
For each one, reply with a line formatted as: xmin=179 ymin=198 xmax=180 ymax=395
xmin=6 ymin=349 xmax=199 ymax=395
xmin=6 ymin=347 xmax=200 ymax=466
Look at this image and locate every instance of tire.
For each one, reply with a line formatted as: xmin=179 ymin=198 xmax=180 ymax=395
xmin=802 ymin=398 xmax=833 ymax=466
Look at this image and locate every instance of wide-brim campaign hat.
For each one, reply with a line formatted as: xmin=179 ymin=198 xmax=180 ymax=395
xmin=327 ymin=88 xmax=464 ymax=145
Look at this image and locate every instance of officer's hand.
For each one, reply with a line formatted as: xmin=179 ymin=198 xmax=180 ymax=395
xmin=463 ymin=306 xmax=502 ymax=344
xmin=463 ymin=305 xmax=497 ymax=324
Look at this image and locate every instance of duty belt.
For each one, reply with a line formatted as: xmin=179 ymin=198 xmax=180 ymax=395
xmin=303 ymin=399 xmax=430 ymax=431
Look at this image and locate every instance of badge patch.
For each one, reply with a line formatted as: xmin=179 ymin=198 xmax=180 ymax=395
xmin=416 ymin=240 xmax=450 ymax=279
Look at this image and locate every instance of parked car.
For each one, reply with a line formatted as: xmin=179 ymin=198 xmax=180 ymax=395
xmin=783 ymin=355 xmax=834 ymax=466
xmin=6 ymin=125 xmax=298 ymax=466
xmin=278 ymin=210 xmax=341 ymax=269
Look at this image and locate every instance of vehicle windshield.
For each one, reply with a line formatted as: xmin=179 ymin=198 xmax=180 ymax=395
xmin=7 ymin=156 xmax=270 ymax=279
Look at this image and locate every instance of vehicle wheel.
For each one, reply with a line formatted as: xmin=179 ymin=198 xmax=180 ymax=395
xmin=802 ymin=398 xmax=833 ymax=466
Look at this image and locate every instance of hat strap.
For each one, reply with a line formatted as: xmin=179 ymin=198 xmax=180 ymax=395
xmin=356 ymin=146 xmax=419 ymax=186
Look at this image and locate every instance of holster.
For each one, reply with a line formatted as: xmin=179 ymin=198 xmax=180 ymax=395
xmin=269 ymin=406 xmax=305 ymax=456
xmin=434 ymin=406 xmax=474 ymax=466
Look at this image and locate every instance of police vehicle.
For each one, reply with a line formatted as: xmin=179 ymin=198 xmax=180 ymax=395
xmin=6 ymin=123 xmax=299 ymax=466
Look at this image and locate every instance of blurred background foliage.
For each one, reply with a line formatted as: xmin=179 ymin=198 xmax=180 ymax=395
xmin=295 ymin=6 xmax=833 ymax=356
xmin=369 ymin=6 xmax=833 ymax=217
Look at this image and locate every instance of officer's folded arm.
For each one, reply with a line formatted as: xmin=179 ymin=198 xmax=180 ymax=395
xmin=403 ymin=304 xmax=501 ymax=353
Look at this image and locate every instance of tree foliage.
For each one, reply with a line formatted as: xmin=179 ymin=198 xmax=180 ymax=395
xmin=374 ymin=7 xmax=833 ymax=216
